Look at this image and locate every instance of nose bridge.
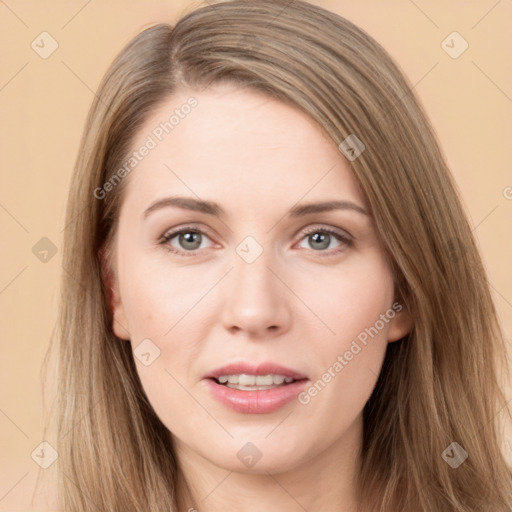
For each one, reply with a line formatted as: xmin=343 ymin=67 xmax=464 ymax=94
xmin=220 ymin=235 xmax=290 ymax=335
xmin=232 ymin=237 xmax=278 ymax=303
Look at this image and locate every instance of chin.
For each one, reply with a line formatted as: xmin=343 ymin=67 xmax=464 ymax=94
xmin=197 ymin=434 xmax=314 ymax=475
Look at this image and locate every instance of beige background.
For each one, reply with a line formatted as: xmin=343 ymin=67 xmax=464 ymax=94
xmin=1 ymin=0 xmax=511 ymax=509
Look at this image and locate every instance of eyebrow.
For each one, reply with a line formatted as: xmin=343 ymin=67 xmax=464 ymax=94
xmin=143 ymin=196 xmax=370 ymax=219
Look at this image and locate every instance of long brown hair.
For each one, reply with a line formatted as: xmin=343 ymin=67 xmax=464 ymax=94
xmin=38 ymin=0 xmax=512 ymax=510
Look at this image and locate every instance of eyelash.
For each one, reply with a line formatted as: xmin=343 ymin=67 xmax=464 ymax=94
xmin=158 ymin=224 xmax=352 ymax=258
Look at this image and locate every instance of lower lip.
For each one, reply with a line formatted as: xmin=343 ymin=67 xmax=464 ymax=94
xmin=204 ymin=378 xmax=309 ymax=414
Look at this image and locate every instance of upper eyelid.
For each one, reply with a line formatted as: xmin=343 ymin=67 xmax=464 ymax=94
xmin=161 ymin=224 xmax=216 ymax=242
xmin=300 ymin=224 xmax=351 ymax=238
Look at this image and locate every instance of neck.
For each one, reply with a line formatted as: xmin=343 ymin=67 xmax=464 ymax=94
xmin=174 ymin=414 xmax=363 ymax=512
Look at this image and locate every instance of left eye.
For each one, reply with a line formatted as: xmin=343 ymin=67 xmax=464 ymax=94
xmin=296 ymin=228 xmax=351 ymax=253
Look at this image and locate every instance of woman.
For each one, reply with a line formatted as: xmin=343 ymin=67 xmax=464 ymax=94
xmin=39 ymin=0 xmax=512 ymax=510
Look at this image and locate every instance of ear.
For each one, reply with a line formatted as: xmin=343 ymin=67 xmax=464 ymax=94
xmin=387 ymin=299 xmax=413 ymax=343
xmin=99 ymin=245 xmax=130 ymax=340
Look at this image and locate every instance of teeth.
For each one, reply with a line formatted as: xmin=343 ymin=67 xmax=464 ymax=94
xmin=239 ymin=374 xmax=256 ymax=386
xmin=226 ymin=383 xmax=277 ymax=391
xmin=216 ymin=374 xmax=296 ymax=386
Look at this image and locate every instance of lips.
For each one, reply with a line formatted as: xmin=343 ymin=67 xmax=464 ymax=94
xmin=203 ymin=361 xmax=309 ymax=414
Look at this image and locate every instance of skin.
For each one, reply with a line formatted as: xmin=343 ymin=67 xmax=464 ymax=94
xmin=107 ymin=83 xmax=412 ymax=512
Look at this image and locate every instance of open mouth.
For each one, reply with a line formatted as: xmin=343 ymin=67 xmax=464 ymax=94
xmin=211 ymin=374 xmax=307 ymax=391
xmin=205 ymin=368 xmax=310 ymax=413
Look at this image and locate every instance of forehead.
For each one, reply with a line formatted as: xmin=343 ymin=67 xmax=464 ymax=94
xmin=119 ymin=84 xmax=367 ymax=215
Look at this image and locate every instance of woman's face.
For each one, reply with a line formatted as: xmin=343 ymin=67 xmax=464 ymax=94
xmin=108 ymin=83 xmax=411 ymax=474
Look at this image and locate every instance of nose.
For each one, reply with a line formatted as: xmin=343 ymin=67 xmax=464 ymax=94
xmin=220 ymin=248 xmax=292 ymax=339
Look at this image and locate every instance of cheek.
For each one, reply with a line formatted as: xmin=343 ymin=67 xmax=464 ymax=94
xmin=294 ymin=253 xmax=395 ymax=407
xmin=117 ymin=256 xmax=210 ymax=436
xmin=117 ymin=253 xmax=212 ymax=398
xmin=297 ymin=252 xmax=395 ymax=348
xmin=118 ymin=252 xmax=206 ymax=340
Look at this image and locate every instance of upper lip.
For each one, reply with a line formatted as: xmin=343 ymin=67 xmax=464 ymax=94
xmin=204 ymin=362 xmax=308 ymax=381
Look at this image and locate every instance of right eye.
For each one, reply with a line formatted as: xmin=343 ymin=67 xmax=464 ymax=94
xmin=159 ymin=226 xmax=215 ymax=257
